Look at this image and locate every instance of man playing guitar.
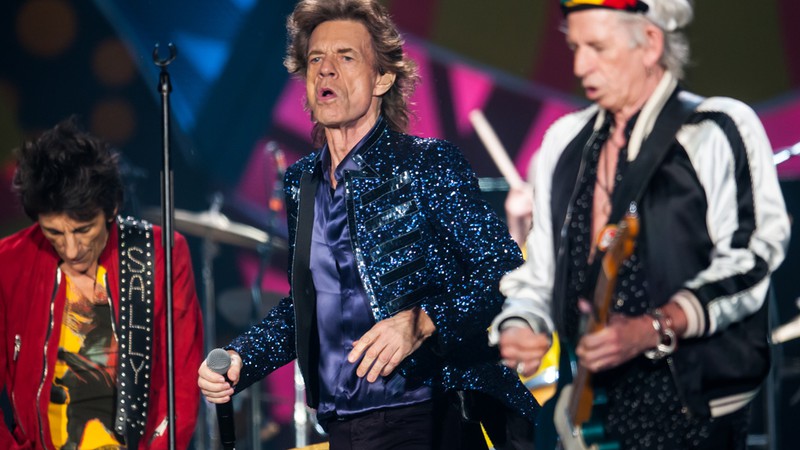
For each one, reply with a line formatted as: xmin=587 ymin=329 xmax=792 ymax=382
xmin=489 ymin=1 xmax=790 ymax=448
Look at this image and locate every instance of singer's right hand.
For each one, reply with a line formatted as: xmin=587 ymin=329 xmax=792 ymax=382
xmin=198 ymin=351 xmax=242 ymax=404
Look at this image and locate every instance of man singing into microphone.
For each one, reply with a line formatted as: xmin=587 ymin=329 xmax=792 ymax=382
xmin=198 ymin=0 xmax=537 ymax=448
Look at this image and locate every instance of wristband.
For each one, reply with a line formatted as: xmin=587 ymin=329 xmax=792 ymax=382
xmin=644 ymin=308 xmax=676 ymax=360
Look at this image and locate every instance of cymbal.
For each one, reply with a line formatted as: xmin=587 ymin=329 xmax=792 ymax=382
xmin=142 ymin=208 xmax=287 ymax=251
xmin=217 ymin=288 xmax=284 ymax=328
xmin=223 ymin=195 xmax=288 ymax=241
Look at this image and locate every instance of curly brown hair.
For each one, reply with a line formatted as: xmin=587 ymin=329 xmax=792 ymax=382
xmin=284 ymin=0 xmax=419 ymax=146
xmin=12 ymin=117 xmax=123 ymax=222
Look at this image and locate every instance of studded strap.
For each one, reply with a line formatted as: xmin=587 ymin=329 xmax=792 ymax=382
xmin=114 ymin=216 xmax=156 ymax=447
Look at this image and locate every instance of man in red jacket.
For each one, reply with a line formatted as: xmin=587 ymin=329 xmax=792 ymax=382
xmin=0 ymin=118 xmax=204 ymax=449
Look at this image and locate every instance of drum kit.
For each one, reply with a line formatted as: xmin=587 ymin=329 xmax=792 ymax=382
xmin=166 ymin=207 xmax=286 ymax=252
xmin=142 ymin=194 xmax=322 ymax=450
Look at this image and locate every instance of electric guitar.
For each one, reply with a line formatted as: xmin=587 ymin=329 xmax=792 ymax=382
xmin=554 ymin=209 xmax=640 ymax=450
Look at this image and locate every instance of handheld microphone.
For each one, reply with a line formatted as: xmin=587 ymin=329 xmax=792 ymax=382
xmin=207 ymin=348 xmax=236 ymax=449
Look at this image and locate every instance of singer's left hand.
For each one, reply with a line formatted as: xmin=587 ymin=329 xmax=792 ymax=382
xmin=348 ymin=307 xmax=436 ymax=382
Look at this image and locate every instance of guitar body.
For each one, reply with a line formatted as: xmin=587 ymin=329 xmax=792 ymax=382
xmin=554 ymin=384 xmax=619 ymax=450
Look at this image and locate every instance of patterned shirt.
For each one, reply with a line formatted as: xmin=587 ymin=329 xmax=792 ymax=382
xmin=48 ymin=265 xmax=123 ymax=449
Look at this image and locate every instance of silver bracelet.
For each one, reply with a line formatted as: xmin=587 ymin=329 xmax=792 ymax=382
xmin=644 ymin=308 xmax=676 ymax=360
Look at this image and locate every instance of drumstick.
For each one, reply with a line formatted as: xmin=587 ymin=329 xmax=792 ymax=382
xmin=469 ymin=109 xmax=526 ymax=189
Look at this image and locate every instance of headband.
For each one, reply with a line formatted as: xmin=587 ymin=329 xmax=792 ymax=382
xmin=560 ymin=0 xmax=649 ymax=15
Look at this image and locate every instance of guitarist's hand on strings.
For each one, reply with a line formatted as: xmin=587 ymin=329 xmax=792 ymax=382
xmin=576 ymin=312 xmax=659 ymax=372
xmin=498 ymin=326 xmax=551 ymax=377
xmin=575 ymin=300 xmax=687 ymax=372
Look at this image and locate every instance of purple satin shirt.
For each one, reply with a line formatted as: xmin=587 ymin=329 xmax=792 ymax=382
xmin=311 ymin=120 xmax=432 ymax=422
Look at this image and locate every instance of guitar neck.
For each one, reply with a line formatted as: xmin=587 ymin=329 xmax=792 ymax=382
xmin=566 ymin=217 xmax=636 ymax=427
xmin=566 ymin=310 xmax=604 ymax=427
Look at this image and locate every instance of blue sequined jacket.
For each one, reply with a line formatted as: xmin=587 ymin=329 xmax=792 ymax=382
xmin=228 ymin=119 xmax=537 ymax=422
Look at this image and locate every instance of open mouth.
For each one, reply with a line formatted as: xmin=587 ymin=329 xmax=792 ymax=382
xmin=318 ymin=87 xmax=336 ymax=100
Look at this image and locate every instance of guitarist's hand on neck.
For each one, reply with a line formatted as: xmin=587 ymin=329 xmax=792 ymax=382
xmin=575 ymin=301 xmax=687 ymax=372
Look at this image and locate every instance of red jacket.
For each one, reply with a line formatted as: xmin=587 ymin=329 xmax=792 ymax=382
xmin=0 ymin=221 xmax=203 ymax=449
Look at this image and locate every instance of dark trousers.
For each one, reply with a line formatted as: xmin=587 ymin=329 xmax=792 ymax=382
xmin=694 ymin=405 xmax=751 ymax=450
xmin=461 ymin=391 xmax=535 ymax=450
xmin=326 ymin=394 xmax=534 ymax=450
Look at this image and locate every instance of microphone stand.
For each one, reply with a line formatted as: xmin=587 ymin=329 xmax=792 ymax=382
xmin=153 ymin=42 xmax=178 ymax=450
xmin=264 ymin=144 xmax=312 ymax=447
xmin=247 ymin=141 xmax=282 ymax=449
xmin=204 ymin=194 xmax=224 ymax=450
xmin=249 ymin=243 xmax=270 ymax=449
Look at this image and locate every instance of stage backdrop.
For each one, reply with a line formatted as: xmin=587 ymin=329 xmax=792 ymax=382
xmin=1 ymin=0 xmax=800 ymax=447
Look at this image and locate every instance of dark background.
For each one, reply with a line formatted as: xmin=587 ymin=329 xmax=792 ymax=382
xmin=1 ymin=1 xmax=799 ymax=448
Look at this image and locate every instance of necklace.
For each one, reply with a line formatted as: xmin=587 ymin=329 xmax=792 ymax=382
xmin=596 ymin=175 xmax=614 ymax=198
xmin=596 ymin=142 xmax=619 ymax=198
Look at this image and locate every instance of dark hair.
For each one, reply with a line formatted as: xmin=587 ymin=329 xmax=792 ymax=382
xmin=284 ymin=0 xmax=419 ymax=146
xmin=11 ymin=117 xmax=123 ymax=222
